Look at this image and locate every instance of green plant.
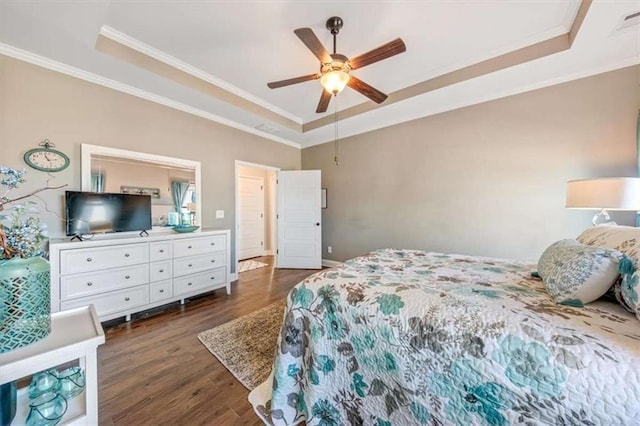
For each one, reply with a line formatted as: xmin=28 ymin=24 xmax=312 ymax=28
xmin=0 ymin=167 xmax=65 ymax=259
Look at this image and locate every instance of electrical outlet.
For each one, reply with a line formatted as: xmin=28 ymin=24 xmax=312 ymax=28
xmin=327 ymin=246 xmax=332 ymax=254
xmin=215 ymin=210 xmax=224 ymax=219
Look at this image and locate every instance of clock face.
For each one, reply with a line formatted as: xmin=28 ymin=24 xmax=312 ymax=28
xmin=24 ymin=148 xmax=70 ymax=172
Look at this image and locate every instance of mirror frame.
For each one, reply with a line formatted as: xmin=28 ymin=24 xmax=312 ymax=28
xmin=81 ymin=144 xmax=202 ymax=227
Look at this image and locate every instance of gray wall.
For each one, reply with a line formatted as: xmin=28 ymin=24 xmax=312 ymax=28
xmin=303 ymin=66 xmax=640 ymax=262
xmin=0 ymin=56 xmax=300 ymax=270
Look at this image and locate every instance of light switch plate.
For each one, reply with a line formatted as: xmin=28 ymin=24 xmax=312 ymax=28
xmin=215 ymin=210 xmax=224 ymax=219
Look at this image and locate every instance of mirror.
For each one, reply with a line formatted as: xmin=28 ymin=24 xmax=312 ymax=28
xmin=81 ymin=144 xmax=202 ymax=228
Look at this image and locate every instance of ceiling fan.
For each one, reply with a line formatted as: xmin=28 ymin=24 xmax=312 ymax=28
xmin=267 ymin=17 xmax=406 ymax=113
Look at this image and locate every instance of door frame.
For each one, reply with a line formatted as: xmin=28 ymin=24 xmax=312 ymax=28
xmin=234 ymin=160 xmax=280 ymax=279
xmin=238 ymin=175 xmax=265 ymax=261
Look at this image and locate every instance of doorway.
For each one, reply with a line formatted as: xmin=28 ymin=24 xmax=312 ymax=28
xmin=235 ymin=161 xmax=278 ymax=275
xmin=238 ymin=175 xmax=264 ymax=260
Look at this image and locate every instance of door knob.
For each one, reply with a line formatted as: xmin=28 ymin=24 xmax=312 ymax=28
xmin=315 ymin=222 xmax=320 ymax=226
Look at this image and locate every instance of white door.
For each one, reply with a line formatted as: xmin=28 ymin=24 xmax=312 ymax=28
xmin=277 ymin=170 xmax=321 ymax=269
xmin=238 ymin=176 xmax=265 ymax=260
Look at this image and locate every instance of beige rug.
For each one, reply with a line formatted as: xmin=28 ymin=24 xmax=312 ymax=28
xmin=197 ymin=299 xmax=285 ymax=390
xmin=238 ymin=259 xmax=269 ymax=273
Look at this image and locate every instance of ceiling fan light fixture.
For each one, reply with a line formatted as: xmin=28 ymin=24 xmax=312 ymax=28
xmin=321 ymin=70 xmax=350 ymax=95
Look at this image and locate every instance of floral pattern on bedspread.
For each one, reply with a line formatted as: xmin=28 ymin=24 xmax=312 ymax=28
xmin=249 ymin=249 xmax=640 ymax=425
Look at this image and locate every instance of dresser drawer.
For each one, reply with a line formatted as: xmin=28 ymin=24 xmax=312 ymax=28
xmin=173 ymin=252 xmax=226 ymax=277
xmin=149 ymin=240 xmax=172 ymax=262
xmin=150 ymin=280 xmax=173 ymax=303
xmin=61 ymin=264 xmax=149 ymax=300
xmin=60 ymin=285 xmax=149 ymax=317
xmin=173 ymin=235 xmax=225 ymax=258
xmin=174 ymin=267 xmax=226 ymax=296
xmin=60 ymin=243 xmax=149 ymax=275
xmin=150 ymin=260 xmax=172 ymax=282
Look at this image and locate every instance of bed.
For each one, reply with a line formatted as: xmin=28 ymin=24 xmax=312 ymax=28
xmin=249 ymin=248 xmax=640 ymax=425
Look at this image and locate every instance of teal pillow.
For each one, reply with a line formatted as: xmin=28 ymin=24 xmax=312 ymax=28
xmin=618 ymin=260 xmax=640 ymax=320
xmin=538 ymin=239 xmax=622 ymax=305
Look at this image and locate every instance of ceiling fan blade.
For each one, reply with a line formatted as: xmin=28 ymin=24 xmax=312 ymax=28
xmin=294 ymin=28 xmax=332 ymax=63
xmin=347 ymin=76 xmax=388 ymax=104
xmin=316 ymin=89 xmax=332 ymax=113
xmin=349 ymin=38 xmax=406 ymax=70
xmin=267 ymin=73 xmax=321 ymax=89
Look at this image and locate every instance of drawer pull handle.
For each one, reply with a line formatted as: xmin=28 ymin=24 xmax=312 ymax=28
xmin=211 ymin=260 xmax=215 ymax=263
xmin=159 ymin=269 xmax=164 ymax=273
xmin=210 ymin=242 xmax=215 ymax=246
xmin=86 ymin=257 xmax=92 ymax=262
xmin=210 ymin=276 xmax=215 ymax=280
xmin=87 ymin=282 xmax=93 ymax=286
xmin=125 ymin=253 xmax=130 ymax=258
xmin=125 ymin=297 xmax=130 ymax=301
xmin=188 ymin=245 xmax=192 ymax=249
xmin=188 ymin=264 xmax=193 ymax=267
xmin=188 ymin=283 xmax=192 ymax=286
xmin=159 ymin=289 xmax=165 ymax=293
xmin=125 ymin=275 xmax=130 ymax=279
xmin=159 ymin=249 xmax=164 ymax=253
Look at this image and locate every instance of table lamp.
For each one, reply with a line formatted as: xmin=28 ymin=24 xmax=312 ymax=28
xmin=566 ymin=177 xmax=640 ymax=225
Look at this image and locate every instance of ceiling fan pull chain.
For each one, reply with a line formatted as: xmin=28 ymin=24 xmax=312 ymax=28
xmin=334 ymin=97 xmax=339 ymax=166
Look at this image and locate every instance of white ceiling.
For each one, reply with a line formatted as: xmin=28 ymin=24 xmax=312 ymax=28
xmin=1 ymin=1 xmax=638 ymax=148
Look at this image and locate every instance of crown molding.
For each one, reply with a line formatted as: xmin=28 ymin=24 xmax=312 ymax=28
xmin=99 ymin=25 xmax=303 ymax=125
xmin=0 ymin=43 xmax=301 ymax=149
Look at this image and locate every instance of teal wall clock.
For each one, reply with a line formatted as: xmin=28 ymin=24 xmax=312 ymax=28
xmin=23 ymin=140 xmax=70 ymax=173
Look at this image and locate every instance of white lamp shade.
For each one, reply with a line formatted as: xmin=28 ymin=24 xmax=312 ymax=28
xmin=566 ymin=177 xmax=640 ymax=210
xmin=321 ymin=70 xmax=350 ymax=95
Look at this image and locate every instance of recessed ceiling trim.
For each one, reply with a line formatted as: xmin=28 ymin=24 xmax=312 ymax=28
xmin=0 ymin=43 xmax=301 ymax=149
xmin=302 ymin=56 xmax=640 ymax=149
xmin=303 ymin=0 xmax=592 ymax=133
xmin=562 ymin=0 xmax=584 ymax=32
xmin=97 ymin=26 xmax=303 ymax=132
xmin=569 ymin=0 xmax=592 ymax=45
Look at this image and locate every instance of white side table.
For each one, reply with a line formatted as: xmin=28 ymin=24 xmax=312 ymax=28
xmin=0 ymin=305 xmax=105 ymax=425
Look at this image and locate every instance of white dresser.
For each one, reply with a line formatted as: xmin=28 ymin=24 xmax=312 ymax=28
xmin=49 ymin=229 xmax=231 ymax=321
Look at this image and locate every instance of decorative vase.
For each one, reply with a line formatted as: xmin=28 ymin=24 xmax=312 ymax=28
xmin=0 ymin=256 xmax=51 ymax=353
xmin=0 ymin=381 xmax=17 ymax=426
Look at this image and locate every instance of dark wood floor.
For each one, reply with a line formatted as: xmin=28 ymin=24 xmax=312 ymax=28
xmin=98 ymin=256 xmax=317 ymax=425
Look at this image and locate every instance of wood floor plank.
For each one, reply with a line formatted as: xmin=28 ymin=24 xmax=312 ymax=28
xmin=98 ymin=256 xmax=317 ymax=425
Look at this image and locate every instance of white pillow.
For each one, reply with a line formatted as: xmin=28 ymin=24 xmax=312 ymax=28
xmin=538 ymin=239 xmax=622 ymax=305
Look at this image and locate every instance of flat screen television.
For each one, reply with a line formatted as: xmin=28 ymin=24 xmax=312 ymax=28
xmin=65 ymin=191 xmax=152 ymax=236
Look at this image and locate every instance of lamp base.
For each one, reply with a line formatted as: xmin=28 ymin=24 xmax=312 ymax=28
xmin=592 ymin=209 xmax=617 ymax=226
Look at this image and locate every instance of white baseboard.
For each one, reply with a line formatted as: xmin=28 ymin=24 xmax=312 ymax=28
xmin=322 ymin=259 xmax=343 ymax=268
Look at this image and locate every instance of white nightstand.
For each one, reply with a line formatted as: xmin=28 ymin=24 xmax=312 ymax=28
xmin=0 ymin=305 xmax=105 ymax=425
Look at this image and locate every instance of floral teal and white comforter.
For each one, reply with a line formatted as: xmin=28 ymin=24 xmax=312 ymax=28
xmin=248 ymin=249 xmax=640 ymax=425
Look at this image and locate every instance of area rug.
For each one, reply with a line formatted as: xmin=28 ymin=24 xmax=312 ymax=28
xmin=238 ymin=259 xmax=269 ymax=273
xmin=197 ymin=299 xmax=285 ymax=390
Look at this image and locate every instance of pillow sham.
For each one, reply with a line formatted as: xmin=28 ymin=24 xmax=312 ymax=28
xmin=538 ymin=239 xmax=622 ymax=305
xmin=577 ymin=225 xmax=640 ymax=266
